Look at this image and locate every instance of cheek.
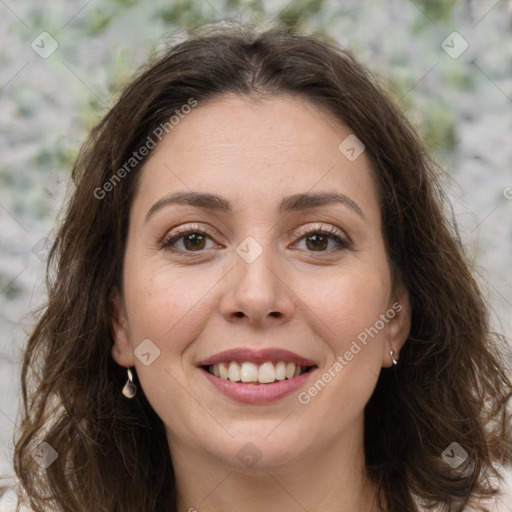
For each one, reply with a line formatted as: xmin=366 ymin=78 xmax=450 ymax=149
xmin=121 ymin=262 xmax=223 ymax=423
xmin=295 ymin=291 xmax=388 ymax=438
xmin=123 ymin=262 xmax=220 ymax=350
xmin=291 ymin=267 xmax=392 ymax=429
xmin=296 ymin=266 xmax=392 ymax=350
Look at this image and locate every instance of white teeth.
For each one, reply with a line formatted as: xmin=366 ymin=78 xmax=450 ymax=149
xmin=228 ymin=361 xmax=240 ymax=381
xmin=286 ymin=362 xmax=296 ymax=379
xmin=208 ymin=361 xmax=310 ymax=384
xmin=258 ymin=362 xmax=276 ymax=383
xmin=240 ymin=362 xmax=258 ymax=382
xmin=219 ymin=362 xmax=228 ymax=380
xmin=275 ymin=361 xmax=287 ymax=380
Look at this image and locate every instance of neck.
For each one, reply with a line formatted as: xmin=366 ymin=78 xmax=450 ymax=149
xmin=169 ymin=416 xmax=380 ymax=512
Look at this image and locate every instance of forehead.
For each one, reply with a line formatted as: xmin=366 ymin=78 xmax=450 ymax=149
xmin=131 ymin=94 xmax=380 ymax=222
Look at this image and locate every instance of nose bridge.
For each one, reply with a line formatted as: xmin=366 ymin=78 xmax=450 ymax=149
xmin=235 ymin=235 xmax=282 ymax=302
xmin=221 ymin=235 xmax=294 ymax=324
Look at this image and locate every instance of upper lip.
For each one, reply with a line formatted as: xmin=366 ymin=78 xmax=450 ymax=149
xmin=197 ymin=348 xmax=317 ymax=367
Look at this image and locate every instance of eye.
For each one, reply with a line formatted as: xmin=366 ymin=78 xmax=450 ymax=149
xmin=293 ymin=225 xmax=350 ymax=252
xmin=161 ymin=225 xmax=220 ymax=252
xmin=161 ymin=223 xmax=349 ymax=254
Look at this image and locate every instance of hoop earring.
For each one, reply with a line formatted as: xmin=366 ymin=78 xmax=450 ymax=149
xmin=122 ymin=368 xmax=137 ymax=398
xmin=390 ymin=350 xmax=398 ymax=366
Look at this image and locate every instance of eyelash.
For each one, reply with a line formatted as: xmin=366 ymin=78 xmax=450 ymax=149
xmin=160 ymin=223 xmax=350 ymax=254
xmin=161 ymin=224 xmax=219 ymax=252
xmin=294 ymin=225 xmax=350 ymax=252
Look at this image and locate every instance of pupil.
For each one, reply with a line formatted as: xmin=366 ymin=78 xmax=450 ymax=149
xmin=184 ymin=233 xmax=205 ymax=251
xmin=306 ymin=234 xmax=327 ymax=251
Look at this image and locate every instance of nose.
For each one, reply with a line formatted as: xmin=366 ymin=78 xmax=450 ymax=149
xmin=219 ymin=242 xmax=295 ymax=327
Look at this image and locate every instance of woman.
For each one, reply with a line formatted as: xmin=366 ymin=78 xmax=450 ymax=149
xmin=12 ymin=23 xmax=511 ymax=512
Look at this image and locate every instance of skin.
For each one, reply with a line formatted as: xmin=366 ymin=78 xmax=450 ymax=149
xmin=110 ymin=94 xmax=411 ymax=512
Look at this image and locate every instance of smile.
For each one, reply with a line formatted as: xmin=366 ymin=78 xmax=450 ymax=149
xmin=205 ymin=361 xmax=312 ymax=384
xmin=197 ymin=348 xmax=318 ymax=403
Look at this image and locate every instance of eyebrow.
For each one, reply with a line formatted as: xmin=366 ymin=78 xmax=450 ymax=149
xmin=145 ymin=191 xmax=366 ymax=223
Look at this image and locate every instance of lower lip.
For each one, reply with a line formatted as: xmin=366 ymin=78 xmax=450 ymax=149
xmin=200 ymin=368 xmax=316 ymax=404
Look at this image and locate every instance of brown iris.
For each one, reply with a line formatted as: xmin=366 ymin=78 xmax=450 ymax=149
xmin=305 ymin=234 xmax=329 ymax=251
xmin=183 ymin=233 xmax=206 ymax=251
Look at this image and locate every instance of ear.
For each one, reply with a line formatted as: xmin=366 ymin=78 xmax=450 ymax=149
xmin=109 ymin=287 xmax=135 ymax=368
xmin=381 ymin=282 xmax=411 ymax=368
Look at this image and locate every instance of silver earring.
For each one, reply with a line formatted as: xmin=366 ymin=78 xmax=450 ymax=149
xmin=122 ymin=368 xmax=137 ymax=398
xmin=390 ymin=350 xmax=398 ymax=366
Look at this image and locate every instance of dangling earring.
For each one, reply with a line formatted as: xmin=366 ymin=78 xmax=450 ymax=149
xmin=122 ymin=368 xmax=137 ymax=398
xmin=390 ymin=349 xmax=398 ymax=366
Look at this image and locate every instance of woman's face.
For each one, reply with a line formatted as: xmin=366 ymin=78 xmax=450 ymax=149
xmin=111 ymin=94 xmax=409 ymax=471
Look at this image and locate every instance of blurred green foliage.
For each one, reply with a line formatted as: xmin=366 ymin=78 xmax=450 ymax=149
xmin=415 ymin=0 xmax=457 ymax=23
xmin=60 ymin=0 xmax=472 ymax=161
xmin=277 ymin=0 xmax=327 ymax=28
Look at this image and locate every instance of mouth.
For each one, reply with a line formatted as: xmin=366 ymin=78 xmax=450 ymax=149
xmin=196 ymin=348 xmax=318 ymax=403
xmin=201 ymin=361 xmax=315 ymax=384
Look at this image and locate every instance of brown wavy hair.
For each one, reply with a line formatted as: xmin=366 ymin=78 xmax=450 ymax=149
xmin=13 ymin=22 xmax=512 ymax=512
